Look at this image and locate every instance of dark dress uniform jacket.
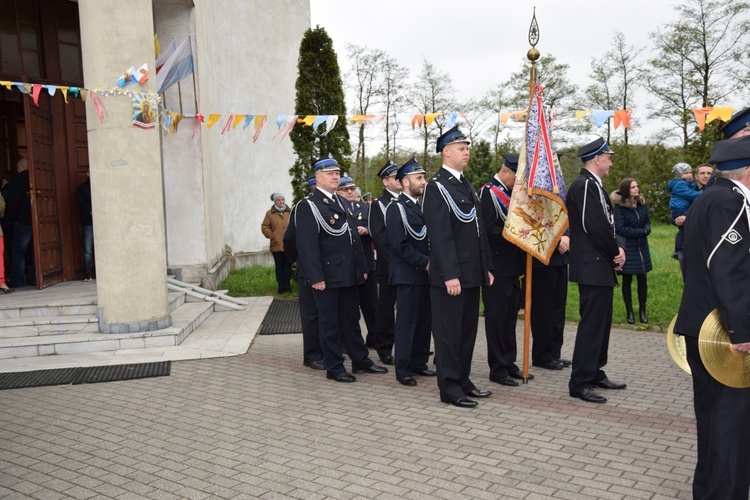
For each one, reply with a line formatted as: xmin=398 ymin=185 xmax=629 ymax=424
xmin=386 ymin=194 xmax=429 ymax=286
xmin=480 ymin=177 xmax=525 ymax=277
xmin=349 ymin=201 xmax=376 ymax=273
xmin=370 ymin=190 xmax=397 ymax=276
xmin=676 ymin=178 xmax=750 ymax=342
xmin=294 ymin=189 xmax=366 ymax=289
xmin=423 ymin=167 xmax=493 ymax=287
xmin=567 ymin=169 xmax=621 ymax=286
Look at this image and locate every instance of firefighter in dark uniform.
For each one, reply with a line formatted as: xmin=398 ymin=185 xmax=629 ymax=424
xmin=294 ymin=155 xmax=388 ymax=382
xmin=566 ymin=137 xmax=626 ymax=404
xmin=283 ymin=174 xmax=323 ymax=370
xmin=337 ymin=175 xmax=378 ymax=343
xmin=385 ymin=158 xmax=436 ymax=387
xmin=368 ymin=160 xmax=402 ymax=365
xmin=423 ymin=126 xmax=494 ymax=408
xmin=675 ymin=135 xmax=750 ymax=500
xmin=479 ymin=153 xmax=533 ymax=387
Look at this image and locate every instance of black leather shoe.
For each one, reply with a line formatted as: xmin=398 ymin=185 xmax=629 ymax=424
xmin=327 ymin=372 xmax=356 ymax=383
xmin=595 ymin=378 xmax=627 ymax=390
xmin=509 ymin=369 xmax=534 ymax=380
xmin=379 ymin=354 xmax=395 ymax=365
xmin=446 ymin=396 xmax=478 ymax=408
xmin=353 ymin=364 xmax=389 ymax=374
xmin=556 ymin=358 xmax=572 ymax=368
xmin=304 ymin=360 xmax=325 ymax=370
xmin=467 ymin=388 xmax=492 ymax=398
xmin=490 ymin=376 xmax=519 ymax=387
xmin=532 ymin=360 xmax=564 ymax=370
xmin=627 ymin=309 xmax=635 ymax=324
xmin=397 ymin=377 xmax=417 ymax=386
xmin=570 ymin=387 xmax=607 ymax=403
xmin=413 ymin=368 xmax=437 ymax=376
xmin=639 ymin=309 xmax=648 ymax=324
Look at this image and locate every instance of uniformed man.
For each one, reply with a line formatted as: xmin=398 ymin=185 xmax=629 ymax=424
xmin=719 ymin=106 xmax=750 ymax=139
xmin=675 ymin=135 xmax=750 ymax=499
xmin=368 ymin=160 xmax=402 ymax=365
xmin=423 ymin=126 xmax=494 ymax=408
xmin=479 ymin=153 xmax=532 ymax=387
xmin=385 ymin=158 xmax=436 ymax=386
xmin=294 ymin=155 xmax=388 ymax=382
xmin=283 ymin=176 xmax=323 ymax=370
xmin=566 ymin=137 xmax=626 ymax=404
xmin=337 ymin=175 xmax=377 ymax=341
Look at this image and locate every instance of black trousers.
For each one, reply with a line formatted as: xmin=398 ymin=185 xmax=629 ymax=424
xmin=272 ymin=252 xmax=292 ymax=293
xmin=482 ymin=276 xmax=520 ymax=379
xmin=620 ymin=273 xmax=647 ymax=307
xmin=685 ymin=336 xmax=750 ymax=500
xmin=297 ymin=277 xmax=322 ymax=365
xmin=368 ymin=273 xmax=396 ymax=358
xmin=431 ymin=286 xmax=480 ymax=402
xmin=313 ymin=286 xmax=372 ymax=376
xmin=359 ymin=273 xmax=378 ymax=337
xmin=569 ymin=284 xmax=613 ymax=393
xmin=393 ymin=284 xmax=432 ymax=380
xmin=531 ymin=265 xmax=568 ymax=364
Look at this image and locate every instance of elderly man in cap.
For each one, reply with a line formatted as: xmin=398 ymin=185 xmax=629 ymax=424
xmin=337 ymin=175 xmax=378 ymax=341
xmin=423 ymin=125 xmax=494 ymax=408
xmin=284 ymin=176 xmax=323 ymax=371
xmin=367 ymin=160 xmax=403 ymax=365
xmin=479 ymin=153 xmax=531 ymax=387
xmin=385 ymin=158 xmax=436 ymax=387
xmin=294 ymin=155 xmax=388 ymax=382
xmin=674 ymin=135 xmax=750 ymax=499
xmin=566 ymin=137 xmax=627 ymax=404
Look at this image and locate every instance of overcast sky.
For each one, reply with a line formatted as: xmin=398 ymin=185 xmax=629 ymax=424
xmin=309 ymin=0 xmax=729 ymax=144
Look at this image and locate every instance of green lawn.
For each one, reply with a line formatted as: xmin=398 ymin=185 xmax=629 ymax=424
xmin=220 ymin=222 xmax=683 ymax=328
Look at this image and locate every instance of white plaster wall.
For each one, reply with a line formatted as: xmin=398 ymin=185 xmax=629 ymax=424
xmin=153 ymin=0 xmax=207 ymax=268
xmin=194 ymin=0 xmax=309 ymax=260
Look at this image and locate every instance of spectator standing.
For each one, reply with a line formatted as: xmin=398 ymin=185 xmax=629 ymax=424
xmin=261 ymin=193 xmax=292 ymax=294
xmin=611 ymin=178 xmax=652 ymax=324
xmin=77 ymin=171 xmax=94 ymax=281
xmin=5 ymin=158 xmax=35 ymax=288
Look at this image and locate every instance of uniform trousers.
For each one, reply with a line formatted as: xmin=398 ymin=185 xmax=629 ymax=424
xmin=297 ymin=277 xmax=322 ymax=365
xmin=431 ymin=286 xmax=480 ymax=402
xmin=531 ymin=266 xmax=568 ymax=364
xmin=313 ymin=285 xmax=373 ymax=376
xmin=482 ymin=276 xmax=520 ymax=380
xmin=569 ymin=284 xmax=613 ymax=392
xmin=393 ymin=284 xmax=432 ymax=380
xmin=369 ymin=274 xmax=396 ymax=358
xmin=359 ymin=273 xmax=378 ymax=338
xmin=685 ymin=337 xmax=750 ymax=500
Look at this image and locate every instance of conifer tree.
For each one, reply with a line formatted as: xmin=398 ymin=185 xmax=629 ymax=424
xmin=289 ymin=26 xmax=352 ymax=202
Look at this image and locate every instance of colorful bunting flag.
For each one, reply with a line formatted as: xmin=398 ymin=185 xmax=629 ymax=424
xmin=157 ymin=36 xmax=193 ymax=94
xmin=613 ymin=109 xmax=632 ymax=130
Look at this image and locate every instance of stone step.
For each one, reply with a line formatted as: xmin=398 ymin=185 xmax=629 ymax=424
xmin=0 ymin=301 xmax=214 ymax=360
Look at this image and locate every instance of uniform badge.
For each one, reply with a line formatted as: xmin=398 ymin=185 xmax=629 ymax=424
xmin=358 ymin=214 xmax=362 ymax=220
xmin=323 ymin=198 xmax=329 ymax=204
xmin=334 ymin=214 xmax=339 ymax=220
xmin=329 ymin=218 xmax=335 ymax=225
xmin=726 ymin=229 xmax=742 ymax=244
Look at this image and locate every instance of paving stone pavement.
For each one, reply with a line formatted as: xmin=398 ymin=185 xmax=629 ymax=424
xmin=0 ymin=322 xmax=697 ymax=499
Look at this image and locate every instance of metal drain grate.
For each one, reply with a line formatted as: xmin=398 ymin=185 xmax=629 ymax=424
xmin=258 ymin=299 xmax=302 ymax=335
xmin=0 ymin=362 xmax=171 ymax=390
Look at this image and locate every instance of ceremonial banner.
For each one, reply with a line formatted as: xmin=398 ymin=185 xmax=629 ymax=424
xmin=503 ymin=84 xmax=568 ymax=265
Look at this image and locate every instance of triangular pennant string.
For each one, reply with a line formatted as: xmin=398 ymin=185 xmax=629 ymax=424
xmin=575 ymin=110 xmax=591 ymax=120
xmin=706 ymin=106 xmax=733 ymax=124
xmin=692 ymin=107 xmax=712 ymax=131
xmin=312 ymin=115 xmax=327 ymax=133
xmin=31 ymin=84 xmax=42 ymax=105
xmin=205 ymin=114 xmax=221 ymax=128
xmin=243 ymin=115 xmax=254 ymax=130
xmin=220 ymin=114 xmax=234 ymax=134
xmin=232 ymin=114 xmax=245 ymax=128
xmin=252 ymin=115 xmax=267 ymax=143
xmin=321 ymin=115 xmax=339 ymax=136
xmin=88 ymin=91 xmax=107 ymax=123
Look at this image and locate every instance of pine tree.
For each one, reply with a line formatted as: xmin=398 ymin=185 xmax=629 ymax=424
xmin=289 ymin=27 xmax=352 ymax=202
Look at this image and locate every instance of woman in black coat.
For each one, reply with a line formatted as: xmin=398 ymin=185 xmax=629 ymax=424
xmin=611 ymin=178 xmax=653 ymax=324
